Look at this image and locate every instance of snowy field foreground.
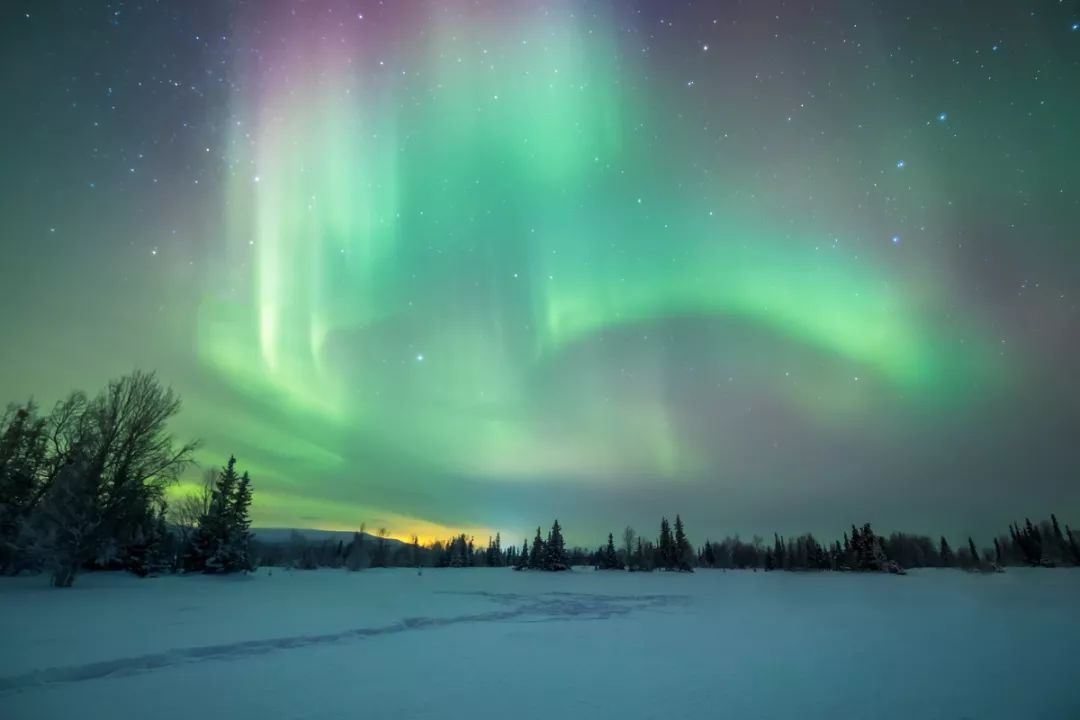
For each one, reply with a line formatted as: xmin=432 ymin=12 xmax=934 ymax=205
xmin=1 ymin=568 xmax=1078 ymax=719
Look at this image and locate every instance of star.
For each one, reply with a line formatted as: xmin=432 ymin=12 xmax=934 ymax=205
xmin=937 ymin=112 xmax=948 ymax=122
xmin=891 ymin=235 xmax=901 ymax=245
xmin=416 ymin=353 xmax=424 ymax=362
xmin=896 ymin=160 xmax=905 ymax=169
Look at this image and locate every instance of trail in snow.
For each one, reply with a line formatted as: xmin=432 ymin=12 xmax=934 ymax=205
xmin=0 ymin=591 xmax=684 ymax=694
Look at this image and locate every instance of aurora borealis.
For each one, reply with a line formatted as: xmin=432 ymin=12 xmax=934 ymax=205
xmin=2 ymin=1 xmax=1078 ymax=544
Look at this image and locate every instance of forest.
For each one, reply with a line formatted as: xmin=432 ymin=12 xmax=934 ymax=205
xmin=1 ymin=371 xmax=1078 ymax=587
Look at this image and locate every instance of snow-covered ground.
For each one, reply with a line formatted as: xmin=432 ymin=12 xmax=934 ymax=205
xmin=1 ymin=567 xmax=1077 ymax=719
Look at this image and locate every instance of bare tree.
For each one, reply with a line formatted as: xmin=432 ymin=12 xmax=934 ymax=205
xmin=170 ymin=468 xmax=215 ymax=547
xmin=622 ymin=526 xmax=636 ymax=566
xmin=40 ymin=371 xmax=197 ymax=583
xmin=373 ymin=527 xmax=389 ymax=567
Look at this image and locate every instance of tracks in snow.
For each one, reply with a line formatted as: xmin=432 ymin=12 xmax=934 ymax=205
xmin=0 ymin=591 xmax=684 ymax=694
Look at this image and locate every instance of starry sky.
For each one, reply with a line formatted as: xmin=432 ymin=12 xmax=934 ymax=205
xmin=2 ymin=0 xmax=1079 ymax=545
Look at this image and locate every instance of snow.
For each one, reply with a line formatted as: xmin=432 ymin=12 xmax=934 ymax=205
xmin=1 ymin=567 xmax=1078 ymax=719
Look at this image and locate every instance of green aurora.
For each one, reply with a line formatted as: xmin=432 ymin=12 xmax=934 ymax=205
xmin=2 ymin=1 xmax=1077 ymax=543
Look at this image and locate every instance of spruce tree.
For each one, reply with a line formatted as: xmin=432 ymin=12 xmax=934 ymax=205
xmin=773 ymin=533 xmax=785 ymax=570
xmin=1050 ymin=514 xmax=1066 ymax=560
xmin=967 ymin=537 xmax=980 ymax=569
xmin=1066 ymin=525 xmax=1080 ymax=565
xmin=543 ymin=519 xmax=568 ymax=571
xmin=187 ymin=455 xmax=254 ymax=574
xmin=939 ymin=536 xmax=954 ymax=567
xmin=231 ymin=471 xmax=254 ymax=571
xmin=528 ymin=527 xmax=544 ymax=569
xmin=659 ymin=517 xmax=673 ymax=570
xmin=673 ymin=515 xmax=692 ymax=570
xmin=703 ymin=540 xmax=716 ymax=567
xmin=600 ymin=533 xmax=619 ymax=570
xmin=194 ymin=457 xmax=237 ymax=572
xmin=516 ymin=538 xmax=528 ymax=569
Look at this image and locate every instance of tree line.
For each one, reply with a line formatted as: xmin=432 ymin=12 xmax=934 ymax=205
xmin=3 ymin=371 xmax=1078 ymax=586
xmin=254 ymin=514 xmax=1080 ymax=576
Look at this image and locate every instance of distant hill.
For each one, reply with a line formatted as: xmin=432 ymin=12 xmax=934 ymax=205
xmin=251 ymin=528 xmax=406 ymax=548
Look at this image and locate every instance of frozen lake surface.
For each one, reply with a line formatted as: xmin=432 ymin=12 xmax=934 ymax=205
xmin=1 ymin=567 xmax=1078 ymax=719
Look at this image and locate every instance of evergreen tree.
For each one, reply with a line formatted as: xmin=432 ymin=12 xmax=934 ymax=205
xmin=993 ymin=537 xmax=1003 ymax=566
xmin=528 ymin=527 xmax=544 ymax=569
xmin=939 ymin=536 xmax=954 ymax=567
xmin=543 ymin=519 xmax=569 ymax=571
xmin=673 ymin=515 xmax=692 ymax=571
xmin=230 ymin=471 xmax=254 ymax=571
xmin=194 ymin=457 xmax=237 ymax=572
xmin=703 ymin=540 xmax=716 ymax=567
xmin=1050 ymin=514 xmax=1066 ymax=560
xmin=599 ymin=533 xmax=619 ymax=570
xmin=516 ymin=538 xmax=528 ymax=570
xmin=658 ymin=517 xmax=674 ymax=570
xmin=773 ymin=533 xmax=785 ymax=570
xmin=1066 ymin=525 xmax=1080 ymax=565
xmin=188 ymin=456 xmax=254 ymax=574
xmin=1010 ymin=519 xmax=1044 ymax=566
xmin=967 ymin=537 xmax=980 ymax=569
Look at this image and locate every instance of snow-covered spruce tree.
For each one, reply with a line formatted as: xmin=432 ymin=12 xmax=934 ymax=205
xmin=543 ymin=519 xmax=569 ymax=571
xmin=190 ymin=456 xmax=253 ymax=573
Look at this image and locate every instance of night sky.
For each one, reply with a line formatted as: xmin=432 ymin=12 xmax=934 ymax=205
xmin=2 ymin=1 xmax=1078 ymax=544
